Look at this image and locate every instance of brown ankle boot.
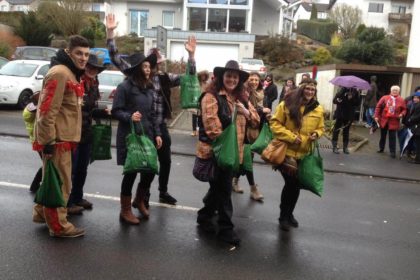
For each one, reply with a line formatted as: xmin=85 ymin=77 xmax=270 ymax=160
xmin=132 ymin=187 xmax=149 ymax=219
xmin=120 ymin=195 xmax=140 ymax=225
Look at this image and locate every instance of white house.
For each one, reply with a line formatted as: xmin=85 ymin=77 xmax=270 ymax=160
xmin=0 ymin=0 xmax=38 ymax=12
xmin=103 ymin=0 xmax=282 ymax=71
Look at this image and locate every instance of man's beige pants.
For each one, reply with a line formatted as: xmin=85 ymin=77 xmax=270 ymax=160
xmin=33 ymin=149 xmax=76 ymax=235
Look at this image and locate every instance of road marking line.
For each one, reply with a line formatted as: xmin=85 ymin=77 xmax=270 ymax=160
xmin=0 ymin=181 xmax=199 ymax=212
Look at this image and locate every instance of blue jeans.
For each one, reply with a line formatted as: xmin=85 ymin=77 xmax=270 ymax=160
xmin=68 ymin=142 xmax=92 ymax=206
xmin=365 ymin=107 xmax=375 ymax=126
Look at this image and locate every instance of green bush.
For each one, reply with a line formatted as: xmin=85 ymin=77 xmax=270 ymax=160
xmin=304 ymin=50 xmax=315 ymax=59
xmin=312 ymin=47 xmax=332 ymax=65
xmin=257 ymin=35 xmax=304 ymax=65
xmin=14 ymin=12 xmax=53 ymax=46
xmin=0 ymin=41 xmax=11 ymax=58
xmin=80 ymin=27 xmax=95 ymax=47
xmin=297 ymin=20 xmax=338 ymax=44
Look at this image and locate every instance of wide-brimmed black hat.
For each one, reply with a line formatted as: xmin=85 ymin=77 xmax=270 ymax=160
xmin=121 ymin=53 xmax=157 ymax=75
xmin=87 ymin=54 xmax=106 ymax=73
xmin=213 ymin=60 xmax=249 ymax=84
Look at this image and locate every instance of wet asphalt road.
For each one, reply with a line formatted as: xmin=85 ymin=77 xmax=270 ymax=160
xmin=0 ymin=136 xmax=420 ymax=280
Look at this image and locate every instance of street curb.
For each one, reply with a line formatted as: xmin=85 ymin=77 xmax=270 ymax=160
xmin=2 ymin=131 xmax=419 ymax=183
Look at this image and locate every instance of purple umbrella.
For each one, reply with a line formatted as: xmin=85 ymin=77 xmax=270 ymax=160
xmin=329 ymin=75 xmax=371 ymax=90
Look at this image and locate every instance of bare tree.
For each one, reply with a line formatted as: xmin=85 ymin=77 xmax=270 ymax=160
xmin=37 ymin=0 xmax=93 ymax=36
xmin=329 ymin=3 xmax=362 ymax=39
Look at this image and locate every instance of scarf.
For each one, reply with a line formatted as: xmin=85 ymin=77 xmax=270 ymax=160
xmin=385 ymin=95 xmax=397 ymax=117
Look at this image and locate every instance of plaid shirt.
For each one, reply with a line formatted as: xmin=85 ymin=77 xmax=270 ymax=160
xmin=196 ymin=90 xmax=260 ymax=163
xmin=152 ymin=59 xmax=196 ymax=125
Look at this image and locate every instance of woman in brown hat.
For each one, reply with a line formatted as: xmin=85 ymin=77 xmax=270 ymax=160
xmin=196 ymin=60 xmax=260 ymax=246
xmin=68 ymin=54 xmax=109 ymax=215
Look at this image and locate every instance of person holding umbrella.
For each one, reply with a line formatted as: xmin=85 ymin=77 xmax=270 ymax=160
xmin=374 ymin=85 xmax=407 ymax=158
xmin=331 ymin=87 xmax=360 ymax=154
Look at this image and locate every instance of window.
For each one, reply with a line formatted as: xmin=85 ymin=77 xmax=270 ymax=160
xmin=188 ymin=0 xmax=207 ymax=3
xmin=208 ymin=8 xmax=227 ymax=32
xmin=209 ymin=0 xmax=228 ymax=4
xmin=230 ymin=0 xmax=248 ymax=5
xmin=188 ymin=8 xmax=206 ymax=31
xmin=368 ymin=3 xmax=384 ymax=13
xmin=229 ymin=9 xmax=246 ymax=32
xmin=130 ymin=10 xmax=149 ymax=36
xmin=92 ymin=3 xmax=102 ymax=12
xmin=392 ymin=5 xmax=407 ymax=14
xmin=37 ymin=65 xmax=50 ymax=77
xmin=162 ymin=11 xmax=175 ymax=28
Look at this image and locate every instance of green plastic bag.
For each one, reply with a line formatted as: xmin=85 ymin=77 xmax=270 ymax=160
xmin=123 ymin=121 xmax=159 ymax=175
xmin=241 ymin=144 xmax=253 ymax=173
xmin=180 ymin=64 xmax=201 ymax=109
xmin=250 ymin=122 xmax=273 ymax=154
xmin=34 ymin=160 xmax=66 ymax=208
xmin=298 ymin=141 xmax=324 ymax=197
xmin=91 ymin=118 xmax=112 ymax=162
xmin=212 ymin=106 xmax=239 ymax=172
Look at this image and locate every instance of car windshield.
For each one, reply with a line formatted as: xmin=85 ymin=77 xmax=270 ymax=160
xmin=98 ymin=72 xmax=124 ymax=87
xmin=0 ymin=62 xmax=38 ymax=77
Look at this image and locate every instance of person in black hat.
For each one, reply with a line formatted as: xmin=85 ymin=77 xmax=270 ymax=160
xmin=196 ymin=60 xmax=260 ymax=246
xmin=67 ymin=53 xmax=110 ymax=215
xmin=106 ymin=13 xmax=195 ymax=207
xmin=108 ymin=40 xmax=162 ymax=225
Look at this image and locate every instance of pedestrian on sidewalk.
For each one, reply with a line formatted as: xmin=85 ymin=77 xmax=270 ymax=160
xmin=270 ymin=78 xmax=324 ymax=232
xmin=364 ymin=76 xmax=378 ymax=128
xmin=106 ymin=15 xmax=162 ymax=225
xmin=232 ymin=71 xmax=269 ymax=201
xmin=374 ymin=85 xmax=407 ymax=158
xmin=279 ymin=77 xmax=296 ymax=102
xmin=263 ymin=73 xmax=278 ymax=111
xmin=32 ymin=35 xmax=90 ymax=238
xmin=67 ymin=54 xmax=109 ymax=215
xmin=196 ymin=60 xmax=260 ymax=246
xmin=331 ymin=87 xmax=360 ymax=154
xmin=405 ymin=91 xmax=420 ymax=164
xmin=190 ymin=70 xmax=209 ymax=137
xmin=22 ymin=92 xmax=42 ymax=193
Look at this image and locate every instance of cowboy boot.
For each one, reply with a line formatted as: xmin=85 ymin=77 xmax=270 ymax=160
xmin=250 ymin=184 xmax=264 ymax=201
xmin=132 ymin=186 xmax=150 ymax=219
xmin=120 ymin=195 xmax=140 ymax=225
xmin=232 ymin=177 xmax=244 ymax=193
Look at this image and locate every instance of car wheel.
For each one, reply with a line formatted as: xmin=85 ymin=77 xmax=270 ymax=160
xmin=17 ymin=90 xmax=32 ymax=109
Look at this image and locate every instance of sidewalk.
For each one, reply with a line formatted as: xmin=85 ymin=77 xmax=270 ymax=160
xmin=170 ymin=110 xmax=420 ymax=182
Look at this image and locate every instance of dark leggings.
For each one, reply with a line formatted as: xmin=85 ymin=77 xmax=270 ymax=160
xmin=233 ymin=170 xmax=255 ymax=186
xmin=379 ymin=125 xmax=397 ymax=154
xmin=332 ymin=118 xmax=351 ymax=146
xmin=279 ymin=170 xmax=301 ymax=220
xmin=121 ymin=172 xmax=155 ymax=196
xmin=192 ymin=114 xmax=198 ymax=131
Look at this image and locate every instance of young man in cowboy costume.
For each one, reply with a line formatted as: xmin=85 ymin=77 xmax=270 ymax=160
xmin=106 ymin=13 xmax=197 ymax=206
xmin=32 ymin=35 xmax=90 ymax=238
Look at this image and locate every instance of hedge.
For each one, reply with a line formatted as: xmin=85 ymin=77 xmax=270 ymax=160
xmin=297 ymin=19 xmax=338 ymax=44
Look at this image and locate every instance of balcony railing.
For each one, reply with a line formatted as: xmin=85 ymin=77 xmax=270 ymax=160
xmin=388 ymin=13 xmax=412 ymax=23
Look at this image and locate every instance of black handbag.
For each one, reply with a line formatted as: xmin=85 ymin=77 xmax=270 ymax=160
xmin=192 ymin=157 xmax=215 ymax=182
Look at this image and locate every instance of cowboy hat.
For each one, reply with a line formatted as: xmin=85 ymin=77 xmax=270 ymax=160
xmin=87 ymin=54 xmax=106 ymax=73
xmin=120 ymin=53 xmax=157 ymax=75
xmin=213 ymin=60 xmax=249 ymax=84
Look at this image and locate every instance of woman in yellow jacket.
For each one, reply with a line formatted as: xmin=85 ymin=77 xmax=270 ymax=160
xmin=270 ymin=78 xmax=324 ymax=231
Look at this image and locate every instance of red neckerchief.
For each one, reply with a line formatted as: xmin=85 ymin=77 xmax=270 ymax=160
xmin=66 ymin=80 xmax=85 ymax=97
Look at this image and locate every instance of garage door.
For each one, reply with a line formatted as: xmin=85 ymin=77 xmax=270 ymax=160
xmin=170 ymin=42 xmax=239 ymax=72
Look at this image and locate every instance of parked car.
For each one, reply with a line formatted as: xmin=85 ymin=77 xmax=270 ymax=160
xmin=239 ymin=58 xmax=267 ymax=77
xmin=97 ymin=70 xmax=125 ymax=109
xmin=12 ymin=46 xmax=58 ymax=61
xmin=0 ymin=56 xmax=9 ymax=69
xmin=0 ymin=60 xmax=50 ymax=108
